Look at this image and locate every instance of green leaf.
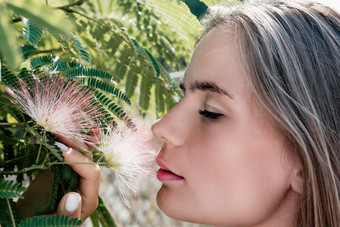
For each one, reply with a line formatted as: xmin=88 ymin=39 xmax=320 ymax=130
xmin=72 ymin=33 xmax=91 ymax=63
xmin=49 ymin=60 xmax=70 ymax=73
xmin=125 ymin=66 xmax=139 ymax=98
xmin=1 ymin=64 xmax=18 ymax=87
xmin=30 ymin=55 xmax=54 ymax=69
xmin=66 ymin=66 xmax=116 ymax=81
xmin=19 ymin=45 xmax=38 ymax=60
xmin=7 ymin=0 xmax=73 ymax=36
xmin=130 ymin=38 xmax=143 ymax=58
xmin=144 ymin=48 xmax=160 ymax=76
xmin=22 ymin=17 xmax=43 ymax=45
xmin=155 ymin=79 xmax=166 ymax=117
xmin=0 ymin=7 xmax=22 ymax=69
xmin=90 ymin=196 xmax=117 ymax=227
xmin=160 ymin=64 xmax=177 ymax=91
xmin=18 ymin=215 xmax=82 ymax=227
xmin=44 ymin=142 xmax=64 ymax=162
xmin=81 ymin=78 xmax=131 ymax=104
xmin=93 ymin=90 xmax=129 ymax=120
xmin=139 ymin=69 xmax=154 ymax=114
xmin=0 ymin=179 xmax=26 ymax=199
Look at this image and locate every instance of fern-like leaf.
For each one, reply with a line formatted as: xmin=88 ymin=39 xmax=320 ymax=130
xmin=49 ymin=60 xmax=69 ymax=73
xmin=30 ymin=55 xmax=54 ymax=69
xmin=65 ymin=66 xmax=116 ymax=81
xmin=124 ymin=66 xmax=139 ymax=98
xmin=144 ymin=48 xmax=160 ymax=76
xmin=139 ymin=70 xmax=154 ymax=115
xmin=18 ymin=215 xmax=82 ymax=227
xmin=130 ymin=38 xmax=143 ymax=58
xmin=1 ymin=64 xmax=18 ymax=87
xmin=93 ymin=90 xmax=128 ymax=120
xmin=160 ymin=64 xmax=177 ymax=91
xmin=0 ymin=179 xmax=26 ymax=199
xmin=44 ymin=142 xmax=64 ymax=162
xmin=22 ymin=17 xmax=43 ymax=45
xmin=80 ymin=78 xmax=131 ymax=104
xmin=67 ymin=168 xmax=79 ymax=192
xmin=72 ymin=33 xmax=91 ymax=63
xmin=19 ymin=45 xmax=38 ymax=60
xmin=96 ymin=105 xmax=116 ymax=127
xmin=155 ymin=79 xmax=166 ymax=118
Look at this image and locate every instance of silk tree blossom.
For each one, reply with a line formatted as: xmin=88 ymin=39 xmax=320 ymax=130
xmin=97 ymin=119 xmax=157 ymax=207
xmin=4 ymin=76 xmax=99 ymax=146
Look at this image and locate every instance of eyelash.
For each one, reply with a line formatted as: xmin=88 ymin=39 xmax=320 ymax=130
xmin=199 ymin=110 xmax=223 ymax=120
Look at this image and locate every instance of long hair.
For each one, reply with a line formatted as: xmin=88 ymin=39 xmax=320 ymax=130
xmin=202 ymin=1 xmax=340 ymax=226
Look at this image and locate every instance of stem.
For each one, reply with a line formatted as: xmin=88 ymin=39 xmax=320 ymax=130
xmin=52 ymin=161 xmax=106 ymax=165
xmin=35 ymin=130 xmax=46 ymax=164
xmin=0 ymin=153 xmax=35 ymax=165
xmin=6 ymin=198 xmax=16 ymax=227
xmin=32 ymin=47 xmax=63 ymax=56
xmin=0 ymin=122 xmax=25 ymax=126
xmin=0 ymin=162 xmax=105 ymax=175
xmin=0 ymin=164 xmax=50 ymax=175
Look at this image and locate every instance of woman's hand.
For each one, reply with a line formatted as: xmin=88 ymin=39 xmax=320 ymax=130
xmin=17 ymin=128 xmax=101 ymax=222
xmin=55 ymin=128 xmax=101 ymax=221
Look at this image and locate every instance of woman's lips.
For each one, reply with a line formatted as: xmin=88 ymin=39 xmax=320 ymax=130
xmin=156 ymin=155 xmax=184 ymax=182
xmin=157 ymin=169 xmax=184 ymax=182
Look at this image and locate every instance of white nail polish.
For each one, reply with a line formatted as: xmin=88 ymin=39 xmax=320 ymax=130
xmin=54 ymin=142 xmax=69 ymax=152
xmin=65 ymin=193 xmax=80 ymax=212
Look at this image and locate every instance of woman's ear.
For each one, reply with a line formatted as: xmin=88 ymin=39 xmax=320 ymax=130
xmin=290 ymin=164 xmax=304 ymax=195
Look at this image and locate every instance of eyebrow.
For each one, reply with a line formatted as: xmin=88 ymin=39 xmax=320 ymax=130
xmin=179 ymin=80 xmax=234 ymax=99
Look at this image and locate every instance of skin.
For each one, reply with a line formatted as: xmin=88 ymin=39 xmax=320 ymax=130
xmin=151 ymin=26 xmax=302 ymax=226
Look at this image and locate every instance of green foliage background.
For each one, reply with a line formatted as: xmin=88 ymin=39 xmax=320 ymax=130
xmin=0 ymin=0 xmax=242 ymax=226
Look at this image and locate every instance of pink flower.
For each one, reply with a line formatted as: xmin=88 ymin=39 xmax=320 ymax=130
xmin=97 ymin=118 xmax=157 ymax=207
xmin=4 ymin=76 xmax=99 ymax=146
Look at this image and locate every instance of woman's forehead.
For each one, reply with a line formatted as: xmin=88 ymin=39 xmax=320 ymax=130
xmin=183 ymin=26 xmax=240 ymax=83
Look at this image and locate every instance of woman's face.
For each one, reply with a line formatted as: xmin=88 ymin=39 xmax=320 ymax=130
xmin=152 ymin=26 xmax=298 ymax=226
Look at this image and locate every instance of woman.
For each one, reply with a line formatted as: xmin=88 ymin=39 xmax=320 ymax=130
xmin=57 ymin=0 xmax=340 ymax=226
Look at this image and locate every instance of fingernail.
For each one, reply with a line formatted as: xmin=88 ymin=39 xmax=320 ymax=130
xmin=65 ymin=193 xmax=80 ymax=212
xmin=54 ymin=142 xmax=69 ymax=152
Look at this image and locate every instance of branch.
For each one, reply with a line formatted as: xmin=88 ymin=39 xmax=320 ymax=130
xmin=31 ymin=47 xmax=63 ymax=57
xmin=55 ymin=0 xmax=86 ymax=12
xmin=0 ymin=122 xmax=25 ymax=126
xmin=11 ymin=0 xmax=86 ymax=22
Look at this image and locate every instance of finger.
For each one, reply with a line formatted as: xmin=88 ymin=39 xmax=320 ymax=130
xmin=55 ymin=136 xmax=93 ymax=160
xmin=87 ymin=126 xmax=101 ymax=149
xmin=55 ymin=134 xmax=89 ymax=153
xmin=57 ymin=192 xmax=82 ymax=220
xmin=54 ymin=125 xmax=101 ymax=159
xmin=56 ymin=144 xmax=100 ymax=221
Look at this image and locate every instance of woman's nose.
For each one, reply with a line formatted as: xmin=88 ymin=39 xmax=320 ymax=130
xmin=151 ymin=102 xmax=187 ymax=147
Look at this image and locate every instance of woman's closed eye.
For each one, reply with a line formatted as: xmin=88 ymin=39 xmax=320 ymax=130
xmin=199 ymin=109 xmax=224 ymax=120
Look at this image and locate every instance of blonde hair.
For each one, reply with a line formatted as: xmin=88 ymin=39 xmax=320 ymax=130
xmin=202 ymin=1 xmax=340 ymax=226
